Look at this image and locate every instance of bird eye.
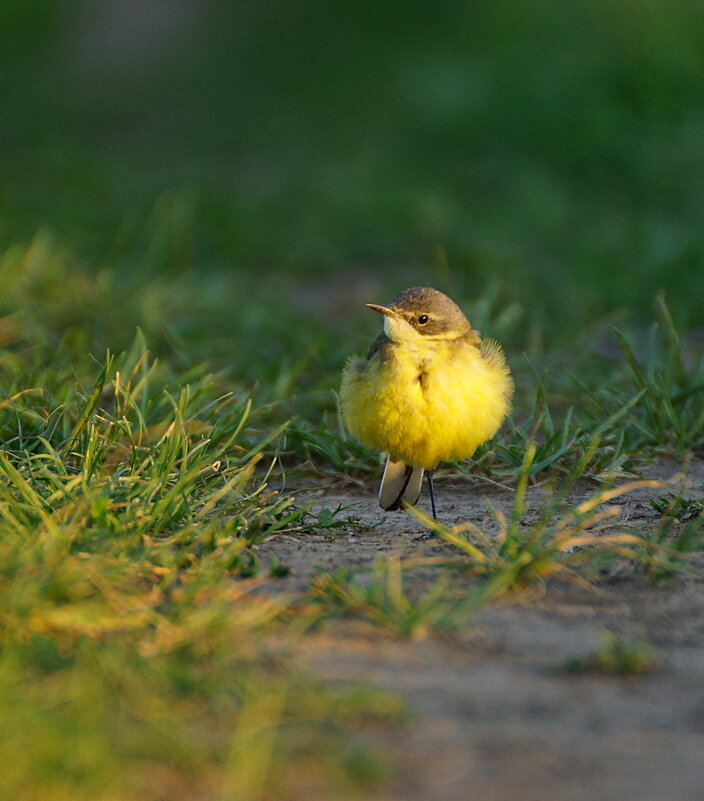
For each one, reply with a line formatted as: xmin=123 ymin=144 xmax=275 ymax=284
xmin=417 ymin=314 xmax=429 ymax=325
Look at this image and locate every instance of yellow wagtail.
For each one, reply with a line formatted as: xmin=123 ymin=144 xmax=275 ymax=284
xmin=340 ymin=287 xmax=513 ymax=517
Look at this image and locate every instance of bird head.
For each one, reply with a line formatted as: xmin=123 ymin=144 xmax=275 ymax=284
xmin=367 ymin=287 xmax=475 ymax=343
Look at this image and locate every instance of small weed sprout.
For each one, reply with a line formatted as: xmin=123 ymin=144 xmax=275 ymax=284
xmin=562 ymin=632 xmax=660 ymax=675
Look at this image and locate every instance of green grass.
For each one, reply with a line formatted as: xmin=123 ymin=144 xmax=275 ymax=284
xmin=405 ymin=443 xmax=689 ymax=596
xmin=650 ymin=492 xmax=704 ymax=521
xmin=637 ymin=496 xmax=704 ymax=583
xmin=0 ymin=330 xmax=407 ymax=800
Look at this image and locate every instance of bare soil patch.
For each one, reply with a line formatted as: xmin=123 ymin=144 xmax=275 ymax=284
xmin=258 ymin=460 xmax=704 ymax=801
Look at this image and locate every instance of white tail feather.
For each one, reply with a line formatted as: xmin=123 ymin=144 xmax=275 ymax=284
xmin=379 ymin=455 xmax=424 ymax=510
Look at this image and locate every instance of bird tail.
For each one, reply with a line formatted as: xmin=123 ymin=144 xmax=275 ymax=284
xmin=378 ymin=455 xmax=424 ymax=511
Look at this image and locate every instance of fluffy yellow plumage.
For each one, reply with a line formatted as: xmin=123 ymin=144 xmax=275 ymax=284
xmin=340 ymin=287 xmax=513 ymax=513
xmin=342 ymin=336 xmax=511 ymax=468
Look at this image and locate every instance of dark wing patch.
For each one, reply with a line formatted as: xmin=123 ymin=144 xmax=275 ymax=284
xmin=367 ymin=331 xmax=392 ymax=360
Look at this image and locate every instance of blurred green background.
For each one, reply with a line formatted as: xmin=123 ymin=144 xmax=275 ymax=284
xmin=1 ymin=0 xmax=703 ymax=348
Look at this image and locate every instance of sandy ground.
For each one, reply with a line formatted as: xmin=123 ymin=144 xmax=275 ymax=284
xmin=258 ymin=460 xmax=704 ymax=801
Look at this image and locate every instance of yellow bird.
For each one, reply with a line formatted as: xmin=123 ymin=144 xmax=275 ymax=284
xmin=340 ymin=287 xmax=513 ymax=516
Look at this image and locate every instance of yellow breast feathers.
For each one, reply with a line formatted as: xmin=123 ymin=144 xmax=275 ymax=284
xmin=341 ymin=335 xmax=513 ymax=469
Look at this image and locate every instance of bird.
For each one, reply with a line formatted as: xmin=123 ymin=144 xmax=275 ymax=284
xmin=340 ymin=287 xmax=513 ymax=517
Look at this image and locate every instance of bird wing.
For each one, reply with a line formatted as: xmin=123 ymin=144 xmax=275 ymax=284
xmin=367 ymin=331 xmax=392 ymax=360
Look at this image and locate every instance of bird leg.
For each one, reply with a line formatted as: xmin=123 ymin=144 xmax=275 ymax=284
xmin=427 ymin=470 xmax=437 ymax=519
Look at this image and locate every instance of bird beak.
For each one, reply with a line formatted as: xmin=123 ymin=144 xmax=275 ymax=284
xmin=366 ymin=303 xmax=398 ymax=317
